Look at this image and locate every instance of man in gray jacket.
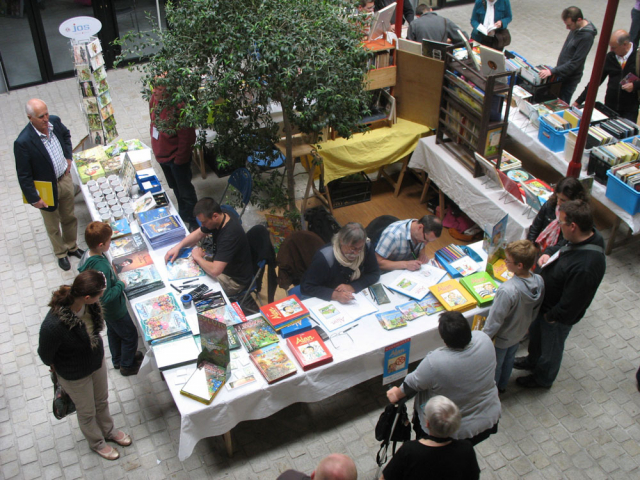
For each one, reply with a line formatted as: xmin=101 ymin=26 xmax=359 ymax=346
xmin=387 ymin=312 xmax=501 ymax=445
xmin=407 ymin=5 xmax=465 ymax=45
xmin=538 ymin=6 xmax=598 ymax=104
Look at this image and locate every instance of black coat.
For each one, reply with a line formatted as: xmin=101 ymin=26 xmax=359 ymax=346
xmin=375 ymin=0 xmax=415 ymax=24
xmin=14 ymin=115 xmax=72 ymax=213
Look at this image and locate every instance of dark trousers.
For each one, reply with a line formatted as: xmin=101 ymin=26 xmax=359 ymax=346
xmin=526 ymin=312 xmax=573 ymax=387
xmin=558 ymin=82 xmax=579 ymax=105
xmin=159 ymin=160 xmax=198 ymax=228
xmin=105 ymin=311 xmax=139 ymax=369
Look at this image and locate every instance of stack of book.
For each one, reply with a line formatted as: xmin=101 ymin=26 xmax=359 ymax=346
xmin=591 ymin=139 xmax=640 ymax=166
xmin=250 ymin=343 xmax=298 ymax=384
xmin=611 ymin=161 xmax=640 ymax=190
xmin=138 ymin=209 xmax=186 ymax=249
xmin=585 ymin=125 xmax=615 ymax=149
xmin=286 ymin=329 xmax=333 ymax=371
xmin=134 ymin=293 xmax=191 ymax=344
xmin=112 ymin=246 xmax=164 ymax=298
xmin=597 ymin=118 xmax=638 ymax=141
xmin=259 ymin=295 xmax=310 ymax=333
xmin=491 ymin=151 xmax=522 ymax=171
xmin=543 ymin=112 xmax=571 ymax=131
xmin=519 ymin=64 xmax=557 ymax=85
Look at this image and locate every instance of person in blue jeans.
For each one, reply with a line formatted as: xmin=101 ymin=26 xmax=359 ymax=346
xmin=482 ymin=240 xmax=543 ymax=393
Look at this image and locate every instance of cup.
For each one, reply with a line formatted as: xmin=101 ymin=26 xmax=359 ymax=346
xmin=107 ymin=199 xmax=119 ymax=208
xmin=87 ymin=180 xmax=98 ymax=189
xmin=107 ymin=175 xmax=119 ymax=183
xmin=98 ymin=207 xmax=111 ymax=216
xmin=89 ymin=185 xmax=100 ymax=195
xmin=110 ymin=179 xmax=121 ymax=188
xmin=100 ymin=182 xmax=112 ymax=191
xmin=119 ymin=196 xmax=131 ymax=206
xmin=97 ymin=177 xmax=108 ymax=185
xmin=112 ymin=208 xmax=123 ymax=220
xmin=100 ymin=212 xmax=112 ymax=223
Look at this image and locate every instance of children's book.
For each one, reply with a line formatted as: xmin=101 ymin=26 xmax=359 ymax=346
xmin=141 ymin=216 xmax=182 ymax=239
xmin=77 ymin=161 xmax=105 ymax=184
xmin=234 ymin=318 xmax=279 ymax=352
xmin=280 ymin=317 xmax=313 ymax=338
xmin=139 ymin=310 xmax=191 ymax=345
xmin=472 ymin=314 xmax=487 ymax=331
xmin=134 ymin=292 xmax=181 ymax=321
xmin=386 ymin=273 xmax=433 ymax=300
xmin=395 ymin=301 xmax=426 ymax=321
xmin=259 ymin=295 xmax=309 ymax=331
xmin=226 ymin=375 xmax=257 ymax=390
xmin=112 ymin=250 xmax=154 ymax=274
xmin=137 ymin=207 xmax=171 ymax=225
xmin=109 ymin=233 xmax=147 ymax=257
xmin=417 ymin=292 xmax=445 ymax=315
xmin=308 ymin=292 xmax=377 ymax=332
xmin=482 ymin=214 xmax=508 ymax=257
xmin=486 ymin=248 xmax=514 ymax=283
xmin=459 ymin=271 xmax=499 ymax=307
xmin=100 ymin=155 xmax=123 ymax=176
xmin=286 ymin=329 xmax=333 ymax=371
xmin=250 ymin=344 xmax=297 ymax=384
xmin=109 ymin=218 xmax=131 ymax=239
xmin=166 ymin=247 xmax=205 ymax=281
xmin=449 ymin=256 xmax=480 ymax=277
xmin=197 ymin=313 xmax=230 ymax=368
xmin=180 ymin=362 xmax=226 ymax=405
xmin=118 ymin=264 xmax=164 ymax=299
xmin=227 ymin=326 xmax=241 ymax=350
xmin=429 ymin=279 xmax=477 ymax=313
xmin=375 ymin=310 xmax=408 ymax=330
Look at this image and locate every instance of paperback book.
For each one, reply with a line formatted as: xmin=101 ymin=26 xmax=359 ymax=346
xmin=134 ymin=292 xmax=181 ymax=321
xmin=109 ymin=233 xmax=146 ymax=257
xmin=429 ymin=279 xmax=477 ymax=312
xmin=395 ymin=301 xmax=426 ymax=321
xmin=250 ymin=344 xmax=297 ymax=384
xmin=285 ymin=329 xmax=333 ymax=371
xmin=137 ymin=207 xmax=171 ymax=225
xmin=166 ymin=247 xmax=205 ymax=281
xmin=118 ymin=264 xmax=164 ymax=299
xmin=109 ymin=218 xmax=131 ymax=239
xmin=140 ymin=309 xmax=191 ymax=345
xmin=417 ymin=292 xmax=445 ymax=315
xmin=376 ymin=310 xmax=408 ymax=330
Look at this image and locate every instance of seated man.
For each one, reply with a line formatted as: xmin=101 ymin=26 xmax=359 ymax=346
xmin=165 ymin=197 xmax=253 ymax=296
xmin=387 ymin=311 xmax=501 ymax=446
xmin=381 ymin=396 xmax=480 ymax=480
xmin=301 ymin=222 xmax=380 ymax=303
xmin=375 ymin=215 xmax=442 ymax=271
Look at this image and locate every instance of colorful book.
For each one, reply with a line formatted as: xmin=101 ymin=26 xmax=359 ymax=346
xmin=486 ymin=248 xmax=514 ymax=283
xmin=386 ymin=274 xmax=432 ymax=300
xmin=234 ymin=318 xmax=279 ymax=352
xmin=259 ymin=295 xmax=309 ymax=331
xmin=77 ymin=161 xmax=105 ymax=184
xmin=197 ymin=313 xmax=230 ymax=368
xmin=180 ymin=362 xmax=226 ymax=405
xmin=117 ymin=264 xmax=164 ymax=299
xmin=134 ymin=292 xmax=181 ymax=321
xmin=375 ymin=310 xmax=408 ymax=330
xmin=109 ymin=218 xmax=131 ymax=240
xmin=395 ymin=301 xmax=426 ymax=321
xmin=250 ymin=344 xmax=297 ymax=384
xmin=417 ymin=293 xmax=445 ymax=315
xmin=286 ymin=329 xmax=333 ymax=371
xmin=459 ymin=271 xmax=499 ymax=307
xmin=449 ymin=256 xmax=480 ymax=277
xmin=472 ymin=315 xmax=487 ymax=331
xmin=112 ymin=250 xmax=154 ymax=274
xmin=141 ymin=215 xmax=183 ymax=240
xmin=166 ymin=247 xmax=205 ymax=281
xmin=308 ymin=292 xmax=377 ymax=332
xmin=228 ymin=303 xmax=247 ymax=324
xmin=227 ymin=326 xmax=241 ymax=350
xmin=137 ymin=207 xmax=171 ymax=225
xmin=109 ymin=233 xmax=146 ymax=257
xmin=139 ymin=309 xmax=191 ymax=345
xmin=429 ymin=279 xmax=477 ymax=313
xmin=280 ymin=317 xmax=313 ymax=338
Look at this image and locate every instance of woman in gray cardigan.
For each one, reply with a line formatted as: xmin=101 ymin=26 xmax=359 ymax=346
xmin=387 ymin=311 xmax=501 ymax=445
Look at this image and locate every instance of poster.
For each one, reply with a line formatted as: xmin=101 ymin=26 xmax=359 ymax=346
xmin=383 ymin=339 xmax=410 ymax=385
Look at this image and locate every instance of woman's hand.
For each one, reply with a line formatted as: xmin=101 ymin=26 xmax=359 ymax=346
xmin=494 ymin=20 xmax=502 ymax=29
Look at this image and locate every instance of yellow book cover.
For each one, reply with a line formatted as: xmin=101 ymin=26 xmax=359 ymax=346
xmin=564 ymin=110 xmax=580 ymax=129
xmin=429 ymin=279 xmax=477 ymax=313
xmin=22 ymin=180 xmax=54 ymax=207
xmin=472 ymin=315 xmax=487 ymax=331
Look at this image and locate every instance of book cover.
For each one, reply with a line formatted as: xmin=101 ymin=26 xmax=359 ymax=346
xmin=118 ymin=264 xmax=164 ymax=296
xmin=250 ymin=344 xmax=297 ymax=384
xmin=137 ymin=207 xmax=171 ymax=225
xmin=77 ymin=161 xmax=105 ymax=184
xmin=21 ymin=180 xmax=54 ymax=207
xmin=417 ymin=293 xmax=445 ymax=315
xmin=386 ymin=274 xmax=430 ymax=300
xmin=229 ymin=303 xmax=247 ymax=324
xmin=260 ymin=295 xmax=309 ymax=330
xmin=132 ymin=192 xmax=156 ymax=214
xmin=227 ymin=326 xmax=241 ymax=350
xmin=506 ymin=169 xmax=534 ymax=184
xmin=280 ymin=317 xmax=313 ymax=338
xmin=395 ymin=301 xmax=426 ymax=321
xmin=308 ymin=292 xmax=377 ymax=332
xmin=472 ymin=315 xmax=487 ymax=331
xmin=234 ymin=318 xmax=279 ymax=352
xmin=484 ymin=128 xmax=502 ymax=157
xmin=226 ymin=375 xmax=257 ymax=390
xmin=429 ymin=279 xmax=477 ymax=312
xmin=286 ymin=329 xmax=333 ymax=371
xmin=166 ymin=247 xmax=205 ymax=281
xmin=375 ymin=310 xmax=407 ymax=330
xmin=141 ymin=216 xmax=182 ymax=240
xmin=109 ymin=218 xmax=131 ymax=239
xmin=383 ymin=339 xmax=410 ymax=385
xmin=197 ymin=313 xmax=230 ymax=368
xmin=152 ymin=335 xmax=199 ymax=371
xmin=100 ymin=155 xmax=123 ymax=176
xmin=486 ymin=249 xmax=514 ymax=283
xmin=134 ymin=292 xmax=181 ymax=321
xmin=482 ymin=214 xmax=508 ymax=257
xmin=460 ymin=271 xmax=499 ymax=307
xmin=449 ymin=256 xmax=479 ymax=277
xmin=179 ymin=362 xmax=226 ymax=405
xmin=112 ymin=250 xmax=154 ymax=274
xmin=140 ymin=310 xmax=191 ymax=344
xmin=109 ymin=233 xmax=147 ymax=257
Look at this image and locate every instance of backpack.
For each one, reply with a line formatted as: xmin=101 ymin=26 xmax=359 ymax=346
xmin=304 ymin=206 xmax=341 ymax=243
xmin=375 ymin=402 xmax=412 ymax=466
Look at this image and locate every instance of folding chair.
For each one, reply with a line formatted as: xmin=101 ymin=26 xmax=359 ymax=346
xmin=218 ymin=168 xmax=252 ymax=219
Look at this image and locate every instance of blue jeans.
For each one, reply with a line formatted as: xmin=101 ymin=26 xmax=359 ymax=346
xmin=159 ymin=160 xmax=198 ymax=229
xmin=526 ymin=313 xmax=573 ymax=387
xmin=105 ymin=312 xmax=139 ymax=369
xmin=495 ymin=344 xmax=519 ymax=390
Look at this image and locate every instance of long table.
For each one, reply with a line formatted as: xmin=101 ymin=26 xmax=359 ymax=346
xmin=409 ymin=136 xmax=532 ymax=243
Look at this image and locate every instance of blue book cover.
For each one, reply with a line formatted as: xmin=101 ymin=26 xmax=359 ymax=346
xmin=141 ymin=215 xmax=182 ymax=240
xmin=383 ymin=339 xmax=411 ymax=385
xmin=137 ymin=207 xmax=171 ymax=225
xmin=280 ymin=317 xmax=313 ymax=338
xmin=109 ymin=218 xmax=131 ymax=239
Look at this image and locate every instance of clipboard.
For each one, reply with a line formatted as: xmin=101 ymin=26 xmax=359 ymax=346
xmin=22 ymin=181 xmax=55 ymax=207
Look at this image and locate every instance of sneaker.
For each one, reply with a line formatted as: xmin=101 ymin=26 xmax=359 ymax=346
xmin=513 ymin=356 xmax=534 ymax=371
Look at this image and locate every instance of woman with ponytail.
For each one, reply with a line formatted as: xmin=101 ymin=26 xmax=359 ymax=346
xmin=38 ymin=270 xmax=132 ymax=461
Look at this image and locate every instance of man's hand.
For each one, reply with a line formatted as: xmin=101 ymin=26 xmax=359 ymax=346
xmin=418 ymin=252 xmax=428 ymax=264
xmin=538 ymin=254 xmax=550 ymax=267
xmin=165 ymin=245 xmax=182 ymax=264
xmin=621 ymin=82 xmax=635 ymax=92
xmin=539 ymin=68 xmax=552 ymax=80
xmin=32 ymin=199 xmax=48 ymax=209
xmin=387 ymin=386 xmax=406 ymax=404
xmin=191 ymin=246 xmax=205 ymax=262
xmin=66 ymin=159 xmax=72 ymax=174
xmin=332 ymin=289 xmax=354 ymax=304
xmin=335 ymin=284 xmax=355 ymax=293
xmin=571 ymin=101 xmax=579 ymax=108
xmin=404 ymin=260 xmax=421 ymax=271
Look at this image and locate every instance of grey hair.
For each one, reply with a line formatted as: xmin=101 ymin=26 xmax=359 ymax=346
xmin=25 ymin=99 xmax=46 ymax=117
xmin=335 ymin=222 xmax=366 ymax=246
xmin=424 ymin=395 xmax=461 ymax=438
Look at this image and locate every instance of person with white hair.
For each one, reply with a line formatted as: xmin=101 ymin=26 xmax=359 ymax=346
xmin=380 ymin=396 xmax=480 ymax=480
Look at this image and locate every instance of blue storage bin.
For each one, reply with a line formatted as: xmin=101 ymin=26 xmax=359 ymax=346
xmin=136 ymin=174 xmax=162 ymax=194
xmin=538 ymin=111 xmax=579 ymax=153
xmin=435 ymin=245 xmax=484 ymax=279
xmin=605 ymin=171 xmax=640 ymax=215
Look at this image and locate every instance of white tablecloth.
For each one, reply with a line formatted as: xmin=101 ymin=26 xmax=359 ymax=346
xmin=409 ymin=136 xmax=531 ymax=243
xmin=508 ymin=110 xmax=640 ymax=234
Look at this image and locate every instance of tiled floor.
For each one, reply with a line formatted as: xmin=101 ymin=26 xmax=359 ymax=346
xmin=1 ymin=1 xmax=640 ymax=479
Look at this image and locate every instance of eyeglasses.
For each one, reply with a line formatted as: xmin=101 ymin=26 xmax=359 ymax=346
xmin=342 ymin=244 xmax=364 ymax=254
xmin=558 ymin=221 xmax=573 ymax=226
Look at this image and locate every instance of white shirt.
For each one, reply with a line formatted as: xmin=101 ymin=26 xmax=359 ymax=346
xmin=32 ymin=122 xmax=67 ymax=179
xmin=483 ymin=0 xmax=496 ymax=30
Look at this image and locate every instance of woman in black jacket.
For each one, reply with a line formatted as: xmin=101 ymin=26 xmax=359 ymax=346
xmin=527 ymin=177 xmax=587 ymax=251
xmin=38 ymin=271 xmax=132 ymax=461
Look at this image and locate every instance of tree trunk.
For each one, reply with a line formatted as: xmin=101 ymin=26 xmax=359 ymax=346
xmin=281 ymin=107 xmax=297 ymax=212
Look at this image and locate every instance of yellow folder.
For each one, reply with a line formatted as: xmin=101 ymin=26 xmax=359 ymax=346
xmin=22 ymin=181 xmax=55 ymax=207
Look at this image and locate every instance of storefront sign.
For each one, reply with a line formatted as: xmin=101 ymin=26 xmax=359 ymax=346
xmin=59 ymin=17 xmax=102 ymax=40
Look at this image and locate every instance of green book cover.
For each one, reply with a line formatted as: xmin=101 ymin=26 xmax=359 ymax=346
xmin=459 ymin=271 xmax=499 ymax=307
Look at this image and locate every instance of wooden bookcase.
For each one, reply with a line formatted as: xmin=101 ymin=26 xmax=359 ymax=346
xmin=363 ymin=39 xmax=397 ymax=91
xmin=436 ymin=53 xmax=515 ymax=176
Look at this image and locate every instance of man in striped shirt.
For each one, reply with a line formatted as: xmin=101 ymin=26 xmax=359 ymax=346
xmin=15 ymin=99 xmax=83 ymax=271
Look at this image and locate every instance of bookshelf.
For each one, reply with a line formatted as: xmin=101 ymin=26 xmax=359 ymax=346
xmin=436 ymin=53 xmax=515 ymax=176
xmin=363 ymin=39 xmax=396 ymax=91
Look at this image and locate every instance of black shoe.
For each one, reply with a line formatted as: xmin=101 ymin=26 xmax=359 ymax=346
xmin=498 ymin=388 xmax=506 ymax=394
xmin=68 ymin=248 xmax=85 ymax=259
xmin=58 ymin=257 xmax=71 ymax=271
xmin=113 ymin=364 xmax=120 ymax=370
xmin=516 ymin=375 xmax=550 ymax=389
xmin=134 ymin=351 xmax=144 ymax=364
xmin=513 ymin=357 xmax=534 ymax=371
xmin=120 ymin=363 xmax=141 ymax=376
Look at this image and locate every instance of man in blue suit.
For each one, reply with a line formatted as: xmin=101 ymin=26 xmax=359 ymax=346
xmin=15 ymin=99 xmax=83 ymax=271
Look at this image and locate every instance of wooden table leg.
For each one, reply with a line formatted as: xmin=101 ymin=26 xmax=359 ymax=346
xmin=438 ymin=189 xmax=445 ymax=220
xmin=420 ymin=177 xmax=431 ymax=204
xmin=393 ymin=156 xmax=409 ymax=197
xmin=223 ymin=431 xmax=234 ymax=457
xmin=605 ymin=216 xmax=622 ymax=255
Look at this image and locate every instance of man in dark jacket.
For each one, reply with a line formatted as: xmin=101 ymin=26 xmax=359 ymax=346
xmin=515 ymin=200 xmax=606 ymax=388
xmin=375 ymin=0 xmax=414 ymax=25
xmin=407 ymin=5 xmax=465 ymax=45
xmin=574 ymin=30 xmax=640 ymax=122
xmin=14 ymin=98 xmax=83 ymax=271
xmin=539 ymin=7 xmax=598 ymax=104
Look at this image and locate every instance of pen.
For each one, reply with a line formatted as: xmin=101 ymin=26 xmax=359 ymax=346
xmin=181 ymin=279 xmax=199 ymax=284
xmin=342 ymin=324 xmax=359 ymax=334
xmin=170 ymin=283 xmax=181 ymax=293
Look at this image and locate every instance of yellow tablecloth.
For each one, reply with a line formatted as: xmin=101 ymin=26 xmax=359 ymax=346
xmin=315 ymin=118 xmax=432 ymax=183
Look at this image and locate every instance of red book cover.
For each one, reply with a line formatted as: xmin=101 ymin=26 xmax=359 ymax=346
xmin=498 ymin=170 xmax=524 ymax=203
xmin=259 ymin=295 xmax=309 ymax=330
xmin=286 ymin=329 xmax=333 ymax=371
xmin=230 ymin=302 xmax=247 ymax=323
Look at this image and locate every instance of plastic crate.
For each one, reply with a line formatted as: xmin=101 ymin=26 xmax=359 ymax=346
xmin=605 ymin=171 xmax=640 ymax=215
xmin=328 ymin=172 xmax=372 ymax=209
xmin=434 ymin=245 xmax=484 ymax=279
xmin=538 ymin=111 xmax=579 ymax=152
xmin=587 ymin=153 xmax=611 ymax=185
xmin=136 ymin=174 xmax=162 ymax=193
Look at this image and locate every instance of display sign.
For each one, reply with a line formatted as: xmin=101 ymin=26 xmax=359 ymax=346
xmin=382 ymin=339 xmax=410 ymax=385
xmin=59 ymin=17 xmax=102 ymax=40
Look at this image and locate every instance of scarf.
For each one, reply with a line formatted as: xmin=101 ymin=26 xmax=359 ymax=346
xmin=536 ymin=205 xmax=561 ymax=252
xmin=332 ymin=239 xmax=364 ymax=282
xmin=483 ymin=0 xmax=496 ymax=31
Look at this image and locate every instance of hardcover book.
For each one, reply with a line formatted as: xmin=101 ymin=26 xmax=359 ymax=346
xmin=375 ymin=310 xmax=407 ymax=330
xmin=286 ymin=329 xmax=333 ymax=371
xmin=429 ymin=279 xmax=477 ymax=313
xmin=259 ymin=295 xmax=309 ymax=331
xmin=417 ymin=293 xmax=445 ymax=315
xmin=227 ymin=326 xmax=241 ymax=350
xmin=280 ymin=317 xmax=313 ymax=338
xmin=250 ymin=344 xmax=297 ymax=384
xmin=234 ymin=317 xmax=279 ymax=352
xmin=459 ymin=271 xmax=499 ymax=307
xmin=109 ymin=233 xmax=147 ymax=257
xmin=197 ymin=313 xmax=230 ymax=369
xmin=395 ymin=301 xmax=426 ymax=321
xmin=140 ymin=310 xmax=191 ymax=344
xmin=180 ymin=362 xmax=226 ymax=405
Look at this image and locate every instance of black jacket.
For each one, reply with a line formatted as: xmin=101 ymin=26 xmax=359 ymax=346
xmin=38 ymin=304 xmax=105 ymax=381
xmin=375 ymin=0 xmax=414 ymax=24
xmin=536 ymin=230 xmax=606 ymax=326
xmin=14 ymin=116 xmax=72 ymax=213
xmin=301 ymin=242 xmax=380 ymax=301
xmin=575 ymin=48 xmax=640 ymax=117
xmin=527 ymin=199 xmax=558 ymax=244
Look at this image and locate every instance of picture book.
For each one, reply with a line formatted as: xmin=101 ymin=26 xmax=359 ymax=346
xmin=21 ymin=181 xmax=54 ymax=207
xmin=386 ymin=274 xmax=431 ymax=300
xmin=99 ymin=154 xmax=123 ymax=176
xmin=506 ymin=169 xmax=534 ymax=184
xmin=286 ymin=329 xmax=333 ymax=371
xmin=449 ymin=256 xmax=480 ymax=277
xmin=166 ymin=247 xmax=205 ymax=281
xmin=134 ymin=292 xmax=181 ymax=321
xmin=395 ymin=301 xmax=426 ymax=321
xmin=228 ymin=303 xmax=247 ymax=324
xmin=414 ymin=264 xmax=448 ymax=285
xmin=197 ymin=313 xmax=230 ymax=369
xmin=180 ymin=362 xmax=226 ymax=405
xmin=376 ymin=310 xmax=407 ymax=330
xmin=429 ymin=279 xmax=477 ymax=313
xmin=132 ymin=192 xmax=157 ymax=214
xmin=140 ymin=309 xmax=191 ymax=345
xmin=109 ymin=233 xmax=147 ymax=257
xmin=109 ymin=218 xmax=131 ymax=239
xmin=80 ymin=81 xmax=95 ymax=98
xmin=383 ymin=339 xmax=410 ymax=385
xmin=259 ymin=295 xmax=309 ymax=330
xmin=99 ymin=103 xmax=114 ymax=120
xmin=234 ymin=317 xmax=279 ymax=352
xmin=250 ymin=344 xmax=297 ymax=384
xmin=112 ymin=250 xmax=154 ymax=274
xmin=417 ymin=293 xmax=445 ymax=315
xmin=486 ymin=248 xmax=514 ymax=283
xmin=137 ymin=207 xmax=171 ymax=225
xmin=308 ymin=292 xmax=377 ymax=332
xmin=472 ymin=315 xmax=487 ymax=331
xmin=87 ymin=113 xmax=102 ymax=130
xmin=523 ymin=178 xmax=553 ymax=204
xmin=280 ymin=317 xmax=313 ymax=338
xmin=460 ymin=271 xmax=499 ymax=307
xmin=141 ymin=215 xmax=182 ymax=240
xmin=484 ymin=128 xmax=502 ymax=157
xmin=482 ymin=213 xmax=508 ymax=257
xmin=77 ymin=161 xmax=105 ymax=184
xmin=118 ymin=264 xmax=164 ymax=298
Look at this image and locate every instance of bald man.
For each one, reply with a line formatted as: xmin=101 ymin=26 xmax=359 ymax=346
xmin=277 ymin=453 xmax=357 ymax=480
xmin=15 ymin=99 xmax=83 ymax=271
xmin=574 ymin=29 xmax=640 ymax=121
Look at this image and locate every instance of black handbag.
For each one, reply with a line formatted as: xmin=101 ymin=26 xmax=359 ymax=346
xmin=51 ymin=370 xmax=76 ymax=420
xmin=493 ymin=28 xmax=512 ymax=49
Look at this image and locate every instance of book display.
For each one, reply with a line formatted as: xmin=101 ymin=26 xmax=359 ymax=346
xmin=250 ymin=344 xmax=298 ymax=384
xmin=437 ymin=45 xmax=516 ymax=175
xmin=459 ymin=271 xmax=499 ymax=307
xmin=429 ymin=278 xmax=478 ymax=313
xmin=285 ymin=329 xmax=333 ymax=371
xmin=259 ymin=295 xmax=310 ymax=331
